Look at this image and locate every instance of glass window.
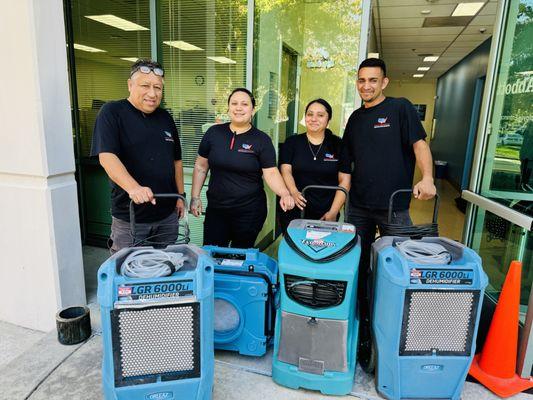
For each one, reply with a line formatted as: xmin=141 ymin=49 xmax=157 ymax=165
xmin=70 ymin=0 xmax=152 ymax=158
xmin=67 ymin=0 xmax=364 ymax=246
xmin=67 ymin=0 xmax=248 ymax=245
xmin=479 ymin=0 xmax=533 ymax=213
xmin=470 ymin=207 xmax=532 ymax=318
xmin=68 ymin=0 xmax=152 ymax=243
xmin=157 ymin=0 xmax=248 ymax=245
xmin=469 ymin=0 xmax=532 ymax=316
xmin=252 ymin=0 xmax=363 ymax=240
xmin=159 ymin=0 xmax=248 ymax=168
xmin=253 ymin=0 xmax=362 ymax=142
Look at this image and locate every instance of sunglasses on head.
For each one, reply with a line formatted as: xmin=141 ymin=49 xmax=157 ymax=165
xmin=130 ymin=64 xmax=164 ymax=77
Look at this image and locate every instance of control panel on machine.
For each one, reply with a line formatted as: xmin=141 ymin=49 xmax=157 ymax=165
xmin=289 ymin=219 xmax=356 ymax=234
xmin=304 ymin=221 xmax=356 ymax=234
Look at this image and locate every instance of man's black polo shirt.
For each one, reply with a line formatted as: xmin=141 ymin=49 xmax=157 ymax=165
xmin=198 ymin=123 xmax=276 ymax=209
xmin=91 ymin=99 xmax=182 ymax=223
xmin=279 ymin=132 xmax=351 ymax=215
xmin=342 ymin=97 xmax=426 ymax=211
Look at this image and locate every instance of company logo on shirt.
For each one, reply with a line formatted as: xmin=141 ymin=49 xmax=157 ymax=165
xmin=323 ymin=153 xmax=338 ymax=162
xmin=162 ymin=130 xmax=174 ymax=142
xmin=374 ymin=117 xmax=391 ymax=129
xmin=238 ymin=143 xmax=255 ymax=153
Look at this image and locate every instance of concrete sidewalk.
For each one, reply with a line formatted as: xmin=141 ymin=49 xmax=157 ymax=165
xmin=1 ymin=303 xmax=531 ymax=400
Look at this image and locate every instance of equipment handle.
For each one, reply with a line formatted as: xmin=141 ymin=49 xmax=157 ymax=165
xmin=387 ymin=189 xmax=439 ymax=224
xmin=300 ymin=185 xmax=349 ymax=221
xmin=129 ymin=193 xmax=187 ymax=240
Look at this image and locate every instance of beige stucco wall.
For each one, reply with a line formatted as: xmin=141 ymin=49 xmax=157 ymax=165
xmin=0 ymin=0 xmax=85 ymax=331
xmin=384 ymin=80 xmax=437 ymax=137
xmin=384 ymin=80 xmax=437 ymax=182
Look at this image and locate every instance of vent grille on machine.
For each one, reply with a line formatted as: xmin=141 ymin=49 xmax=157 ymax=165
xmin=111 ymin=302 xmax=201 ymax=387
xmin=399 ymin=289 xmax=480 ymax=356
xmin=284 ymin=274 xmax=347 ymax=309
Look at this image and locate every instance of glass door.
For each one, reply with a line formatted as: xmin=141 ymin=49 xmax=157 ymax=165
xmin=465 ymin=0 xmax=532 ymax=312
xmin=461 ymin=1 xmax=533 ymax=376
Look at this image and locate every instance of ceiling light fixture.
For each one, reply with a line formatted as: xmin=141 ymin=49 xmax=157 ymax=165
xmin=120 ymin=57 xmax=139 ymax=62
xmin=207 ymin=56 xmax=237 ymax=64
xmin=74 ymin=43 xmax=106 ymax=53
xmin=451 ymin=2 xmax=485 ymax=17
xmin=420 ymin=9 xmax=432 ymax=15
xmin=418 ymin=67 xmax=430 ymax=71
xmin=163 ymin=40 xmax=204 ymax=51
xmin=423 ymin=56 xmax=439 ymax=62
xmin=413 ymin=74 xmax=424 ymax=78
xmin=368 ymin=52 xmax=380 ymax=58
xmin=85 ymin=15 xmax=148 ymax=31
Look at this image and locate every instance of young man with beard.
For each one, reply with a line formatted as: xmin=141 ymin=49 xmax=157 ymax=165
xmin=342 ymin=58 xmax=436 ymax=369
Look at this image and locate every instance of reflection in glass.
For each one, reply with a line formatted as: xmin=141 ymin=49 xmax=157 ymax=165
xmin=159 ymin=0 xmax=248 ymax=168
xmin=519 ymin=120 xmax=533 ymax=192
xmin=69 ymin=0 xmax=152 ymax=242
xmin=471 ymin=208 xmax=532 ymax=315
xmin=70 ymin=0 xmax=151 ymax=158
xmin=67 ymin=0 xmax=364 ymax=246
xmin=470 ymin=0 xmax=532 ymax=321
xmin=253 ymin=0 xmax=362 ymax=140
xmin=481 ymin=0 xmax=533 ymax=209
xmin=251 ymin=0 xmax=363 ymax=241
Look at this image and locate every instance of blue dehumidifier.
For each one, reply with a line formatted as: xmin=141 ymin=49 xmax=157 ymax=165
xmin=272 ymin=186 xmax=361 ymax=396
xmin=371 ymin=236 xmax=488 ymax=400
xmin=203 ymin=246 xmax=278 ymax=356
xmin=97 ymin=244 xmax=215 ymax=400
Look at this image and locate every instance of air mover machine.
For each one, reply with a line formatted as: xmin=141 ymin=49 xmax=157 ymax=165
xmin=370 ymin=190 xmax=488 ymax=400
xmin=203 ymin=246 xmax=278 ymax=356
xmin=272 ymin=185 xmax=361 ymax=396
xmin=98 ymin=196 xmax=215 ymax=400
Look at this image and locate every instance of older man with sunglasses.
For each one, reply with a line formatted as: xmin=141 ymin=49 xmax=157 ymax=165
xmin=91 ymin=59 xmax=185 ymax=253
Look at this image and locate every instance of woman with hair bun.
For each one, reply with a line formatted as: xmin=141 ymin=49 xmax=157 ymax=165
xmin=279 ymin=98 xmax=350 ymax=231
xmin=190 ymin=88 xmax=294 ymax=247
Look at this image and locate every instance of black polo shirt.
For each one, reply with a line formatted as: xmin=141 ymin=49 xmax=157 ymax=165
xmin=91 ymin=99 xmax=182 ymax=223
xmin=342 ymin=97 xmax=426 ymax=210
xmin=279 ymin=132 xmax=351 ymax=215
xmin=198 ymin=123 xmax=276 ymax=209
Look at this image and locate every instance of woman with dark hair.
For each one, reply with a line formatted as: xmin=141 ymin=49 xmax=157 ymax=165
xmin=279 ymin=98 xmax=351 ymax=231
xmin=190 ymin=88 xmax=294 ymax=247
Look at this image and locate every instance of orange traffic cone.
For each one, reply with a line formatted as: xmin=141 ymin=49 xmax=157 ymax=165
xmin=469 ymin=260 xmax=533 ymax=397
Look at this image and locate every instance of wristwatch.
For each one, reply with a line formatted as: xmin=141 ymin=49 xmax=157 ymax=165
xmin=179 ymin=192 xmax=186 ymax=199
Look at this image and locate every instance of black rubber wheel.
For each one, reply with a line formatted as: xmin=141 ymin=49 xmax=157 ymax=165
xmin=358 ymin=317 xmax=376 ymax=374
xmin=360 ymin=338 xmax=376 ymax=374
